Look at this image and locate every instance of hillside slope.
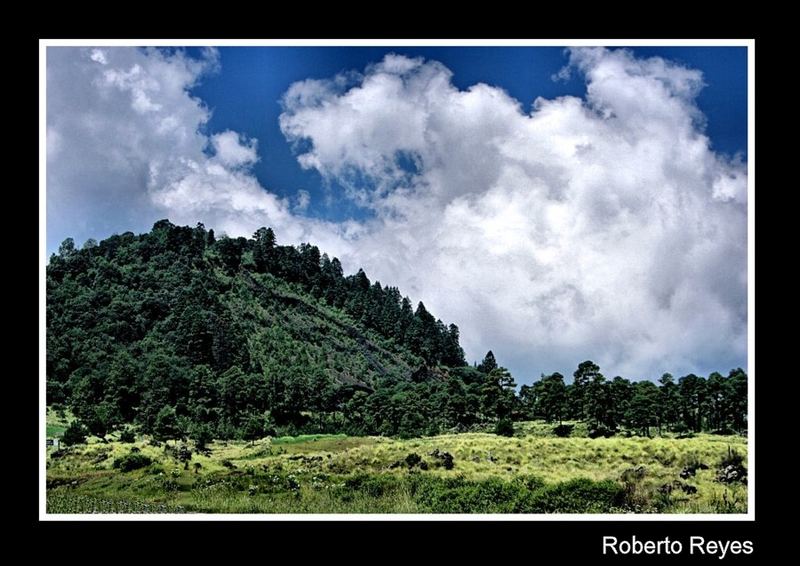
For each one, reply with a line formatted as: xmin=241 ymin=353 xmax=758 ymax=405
xmin=47 ymin=220 xmax=492 ymax=441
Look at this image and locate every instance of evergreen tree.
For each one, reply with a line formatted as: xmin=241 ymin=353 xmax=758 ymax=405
xmin=536 ymin=372 xmax=567 ymax=424
xmin=477 ymin=351 xmax=498 ymax=374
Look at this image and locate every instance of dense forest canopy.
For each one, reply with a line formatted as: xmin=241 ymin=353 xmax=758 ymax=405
xmin=46 ymin=220 xmax=747 ymax=442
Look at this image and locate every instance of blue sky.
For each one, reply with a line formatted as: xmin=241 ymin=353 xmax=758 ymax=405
xmin=186 ymin=46 xmax=747 ymax=224
xmin=46 ymin=45 xmax=749 ymax=383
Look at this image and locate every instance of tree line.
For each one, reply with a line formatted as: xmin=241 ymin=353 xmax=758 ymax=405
xmin=518 ymin=360 xmax=747 ymax=437
xmin=47 ymin=220 xmax=746 ymax=444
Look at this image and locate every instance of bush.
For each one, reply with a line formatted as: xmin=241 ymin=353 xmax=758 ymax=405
xmin=588 ymin=425 xmax=615 ymax=439
xmin=553 ymin=424 xmax=574 ymax=437
xmin=62 ymin=421 xmax=88 ymax=446
xmin=409 ymin=474 xmax=622 ymax=513
xmin=190 ymin=423 xmax=213 ymax=452
xmin=494 ymin=418 xmax=515 ymax=437
xmin=119 ymin=428 xmax=136 ymax=443
xmin=720 ymin=446 xmax=745 ymax=468
xmin=429 ymin=449 xmax=455 ymax=470
xmin=176 ymin=444 xmax=192 ymax=469
xmin=343 ymin=474 xmax=397 ymax=498
xmin=112 ymin=453 xmax=153 ymax=472
xmin=405 ymin=453 xmax=422 ymax=468
xmin=712 ymin=427 xmax=736 ymax=436
xmin=523 ymin=478 xmax=623 ymax=513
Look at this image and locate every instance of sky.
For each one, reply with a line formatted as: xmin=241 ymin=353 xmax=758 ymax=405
xmin=45 ymin=44 xmax=749 ymax=385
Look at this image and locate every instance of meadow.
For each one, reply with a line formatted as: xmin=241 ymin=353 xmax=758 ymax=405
xmin=46 ymin=417 xmax=748 ymax=514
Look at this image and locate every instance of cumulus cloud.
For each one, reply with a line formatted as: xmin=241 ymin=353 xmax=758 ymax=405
xmin=47 ymin=46 xmax=747 ymax=382
xmin=47 ymin=47 xmax=344 ymax=254
xmin=279 ymin=49 xmax=747 ymax=381
xmin=211 ymin=130 xmax=259 ymax=167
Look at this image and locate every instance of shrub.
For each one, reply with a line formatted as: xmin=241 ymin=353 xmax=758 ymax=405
xmin=494 ymin=418 xmax=515 ymax=437
xmin=190 ymin=423 xmax=213 ymax=452
xmin=112 ymin=453 xmax=153 ymax=472
xmin=62 ymin=421 xmax=88 ymax=446
xmin=429 ymin=449 xmax=455 ymax=470
xmin=343 ymin=474 xmax=397 ymax=498
xmin=119 ymin=428 xmax=136 ymax=443
xmin=717 ymin=446 xmax=747 ymax=484
xmin=553 ymin=424 xmax=574 ymax=437
xmin=405 ymin=453 xmax=422 ymax=468
xmin=176 ymin=444 xmax=192 ymax=469
xmin=519 ymin=478 xmax=623 ymax=513
xmin=588 ymin=425 xmax=615 ymax=439
xmin=712 ymin=427 xmax=736 ymax=436
xmin=720 ymin=446 xmax=744 ymax=468
xmin=409 ymin=474 xmax=622 ymax=514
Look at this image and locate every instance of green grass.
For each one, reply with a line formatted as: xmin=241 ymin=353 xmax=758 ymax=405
xmin=46 ymin=406 xmax=74 ymax=438
xmin=47 ymin=424 xmax=67 ymax=438
xmin=46 ymin=424 xmax=748 ymax=514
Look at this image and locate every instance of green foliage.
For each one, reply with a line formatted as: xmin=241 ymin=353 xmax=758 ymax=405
xmin=47 ymin=221 xmax=471 ymax=441
xmin=410 ymin=475 xmax=622 ymax=513
xmin=62 ymin=421 xmax=88 ymax=446
xmin=47 ymin=221 xmax=747 ymax=442
xmin=494 ymin=417 xmax=515 ymax=437
xmin=119 ymin=428 xmax=136 ymax=443
xmin=553 ymin=424 xmax=574 ymax=437
xmin=47 ymin=429 xmax=748 ymax=514
xmin=720 ymin=446 xmax=745 ymax=469
xmin=112 ymin=452 xmax=153 ymax=472
xmin=587 ymin=424 xmax=615 ymax=439
xmin=153 ymin=406 xmax=180 ymax=441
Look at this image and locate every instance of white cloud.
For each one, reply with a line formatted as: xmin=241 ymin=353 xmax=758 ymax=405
xmin=46 ymin=47 xmax=337 ymax=254
xmin=47 ymin=46 xmax=747 ymax=382
xmin=279 ymin=49 xmax=748 ymax=381
xmin=89 ymin=49 xmax=107 ymax=65
xmin=211 ymin=130 xmax=259 ymax=167
xmin=294 ymin=189 xmax=311 ymax=212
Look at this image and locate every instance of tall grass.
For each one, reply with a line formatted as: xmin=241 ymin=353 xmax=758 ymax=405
xmin=46 ymin=428 xmax=747 ymax=514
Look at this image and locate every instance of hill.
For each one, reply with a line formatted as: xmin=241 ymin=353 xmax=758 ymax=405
xmin=46 ymin=219 xmax=748 ymax=446
xmin=46 ymin=220 xmax=493 ymax=442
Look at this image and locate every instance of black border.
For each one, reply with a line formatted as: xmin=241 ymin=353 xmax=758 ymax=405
xmin=30 ymin=28 xmax=776 ymax=562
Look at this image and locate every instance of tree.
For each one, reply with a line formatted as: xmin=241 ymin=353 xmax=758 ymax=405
xmin=442 ymin=324 xmax=467 ymax=367
xmin=189 ymin=422 xmax=213 ymax=452
xmin=153 ymin=406 xmax=180 ymax=442
xmin=62 ymin=421 xmax=88 ymax=446
xmin=679 ymin=374 xmax=707 ymax=432
xmin=705 ymin=371 xmax=729 ymax=432
xmin=608 ymin=376 xmax=633 ymax=429
xmin=477 ymin=351 xmax=498 ymax=374
xmin=726 ymin=368 xmax=748 ymax=434
xmin=252 ymin=227 xmax=276 ymax=273
xmin=479 ymin=367 xmax=516 ymax=420
xmin=536 ymin=373 xmax=567 ymax=424
xmin=494 ymin=417 xmax=515 ymax=437
xmin=58 ymin=237 xmax=77 ymax=259
xmin=625 ymin=381 xmax=660 ymax=436
xmin=657 ymin=373 xmax=681 ymax=432
xmin=583 ymin=373 xmax=612 ymax=430
xmin=216 ymin=236 xmax=245 ymax=274
xmin=570 ymin=360 xmax=602 ymax=419
xmin=407 ymin=302 xmax=440 ymax=365
xmin=518 ymin=384 xmax=537 ymax=420
xmin=243 ymin=414 xmax=264 ymax=445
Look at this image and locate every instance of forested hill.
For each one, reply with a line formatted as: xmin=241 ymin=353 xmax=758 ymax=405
xmin=47 ymin=220 xmax=483 ymax=441
xmin=46 ymin=220 xmax=748 ymax=444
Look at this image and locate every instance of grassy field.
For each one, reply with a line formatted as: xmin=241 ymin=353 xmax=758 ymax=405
xmin=46 ymin=418 xmax=748 ymax=514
